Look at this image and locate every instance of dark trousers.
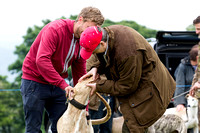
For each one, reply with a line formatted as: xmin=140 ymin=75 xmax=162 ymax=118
xmin=20 ymin=79 xmax=67 ymax=133
xmin=89 ymin=95 xmax=115 ymax=133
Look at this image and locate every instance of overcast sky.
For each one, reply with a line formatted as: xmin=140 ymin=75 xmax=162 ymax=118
xmin=0 ymin=0 xmax=199 ymax=82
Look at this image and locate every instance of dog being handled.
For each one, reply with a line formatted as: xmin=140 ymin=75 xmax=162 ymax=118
xmin=57 ymin=77 xmax=111 ymax=133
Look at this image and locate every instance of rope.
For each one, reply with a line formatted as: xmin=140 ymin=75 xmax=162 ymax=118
xmin=171 ymin=84 xmax=192 ymax=100
xmin=171 ymin=90 xmax=190 ymax=100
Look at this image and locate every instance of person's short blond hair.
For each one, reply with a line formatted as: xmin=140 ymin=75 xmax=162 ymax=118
xmin=77 ymin=6 xmax=104 ymax=26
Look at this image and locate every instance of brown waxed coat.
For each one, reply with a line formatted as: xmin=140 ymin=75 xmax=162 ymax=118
xmin=87 ymin=25 xmax=176 ymax=132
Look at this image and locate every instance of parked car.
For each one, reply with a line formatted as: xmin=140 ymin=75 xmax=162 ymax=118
xmin=154 ymin=31 xmax=199 ymax=107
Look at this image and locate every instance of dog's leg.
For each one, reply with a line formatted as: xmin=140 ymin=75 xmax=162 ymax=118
xmin=193 ymin=126 xmax=198 ymax=133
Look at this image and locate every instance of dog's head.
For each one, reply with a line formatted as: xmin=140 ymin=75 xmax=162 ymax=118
xmin=70 ymin=76 xmax=94 ymax=99
xmin=186 ymin=94 xmax=198 ymax=107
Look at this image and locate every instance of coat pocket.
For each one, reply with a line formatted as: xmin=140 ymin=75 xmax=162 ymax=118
xmin=129 ymin=82 xmax=164 ymax=126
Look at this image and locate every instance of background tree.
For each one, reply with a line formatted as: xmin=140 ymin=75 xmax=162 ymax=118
xmin=0 ymin=76 xmax=11 ymax=89
xmin=186 ymin=24 xmax=195 ymax=31
xmin=102 ymin=19 xmax=157 ymax=38
xmin=0 ymin=76 xmax=24 ymax=133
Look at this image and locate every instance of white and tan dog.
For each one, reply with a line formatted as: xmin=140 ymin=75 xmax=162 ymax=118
xmin=185 ymin=95 xmax=199 ymax=133
xmin=112 ymin=114 xmax=187 ymax=133
xmin=164 ymin=106 xmax=187 ymax=121
xmin=148 ymin=95 xmax=199 ymax=133
xmin=165 ymin=95 xmax=199 ymax=132
xmin=57 ymin=77 xmax=111 ymax=133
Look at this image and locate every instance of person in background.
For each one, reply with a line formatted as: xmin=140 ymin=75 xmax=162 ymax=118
xmin=78 ymin=25 xmax=176 ymax=133
xmin=174 ymin=44 xmax=198 ymax=111
xmin=174 ymin=44 xmax=198 ymax=133
xmin=20 ymin=7 xmax=104 ymax=133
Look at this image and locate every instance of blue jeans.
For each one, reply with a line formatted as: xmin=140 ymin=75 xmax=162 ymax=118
xmin=89 ymin=95 xmax=115 ymax=133
xmin=20 ymin=79 xmax=67 ymax=133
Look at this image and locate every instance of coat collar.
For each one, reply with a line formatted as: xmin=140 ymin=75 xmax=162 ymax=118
xmin=103 ymin=27 xmax=114 ymax=67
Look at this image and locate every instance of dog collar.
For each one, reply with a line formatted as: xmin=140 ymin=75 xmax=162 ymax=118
xmin=69 ymin=98 xmax=87 ymax=110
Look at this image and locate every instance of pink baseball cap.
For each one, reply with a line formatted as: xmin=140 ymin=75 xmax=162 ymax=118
xmin=80 ymin=26 xmax=103 ymax=60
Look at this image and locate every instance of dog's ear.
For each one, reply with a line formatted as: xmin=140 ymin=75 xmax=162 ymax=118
xmin=68 ymin=88 xmax=76 ymax=100
xmin=185 ymin=94 xmax=190 ymax=98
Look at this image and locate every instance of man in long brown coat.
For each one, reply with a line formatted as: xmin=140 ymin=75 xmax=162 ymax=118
xmin=79 ymin=25 xmax=176 ymax=133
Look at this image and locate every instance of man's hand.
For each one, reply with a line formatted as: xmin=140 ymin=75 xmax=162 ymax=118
xmin=78 ymin=67 xmax=99 ymax=82
xmin=65 ymin=86 xmax=74 ymax=98
xmin=86 ymin=83 xmax=97 ymax=95
xmin=190 ymin=81 xmax=200 ymax=97
xmin=176 ymin=104 xmax=185 ymax=112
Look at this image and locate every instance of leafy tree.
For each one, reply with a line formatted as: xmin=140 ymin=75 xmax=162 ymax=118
xmin=0 ymin=76 xmax=11 ymax=89
xmin=0 ymin=76 xmax=24 ymax=133
xmin=0 ymin=91 xmax=24 ymax=133
xmin=186 ymin=24 xmax=195 ymax=31
xmin=68 ymin=15 xmax=77 ymax=20
xmin=102 ymin=20 xmax=157 ymax=38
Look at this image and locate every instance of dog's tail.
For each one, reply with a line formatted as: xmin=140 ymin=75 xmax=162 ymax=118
xmin=91 ymin=92 xmax=112 ymax=125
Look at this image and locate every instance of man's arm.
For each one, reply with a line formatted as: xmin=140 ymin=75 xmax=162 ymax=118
xmin=36 ymin=27 xmax=68 ymax=90
xmin=96 ymin=52 xmax=143 ymax=96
